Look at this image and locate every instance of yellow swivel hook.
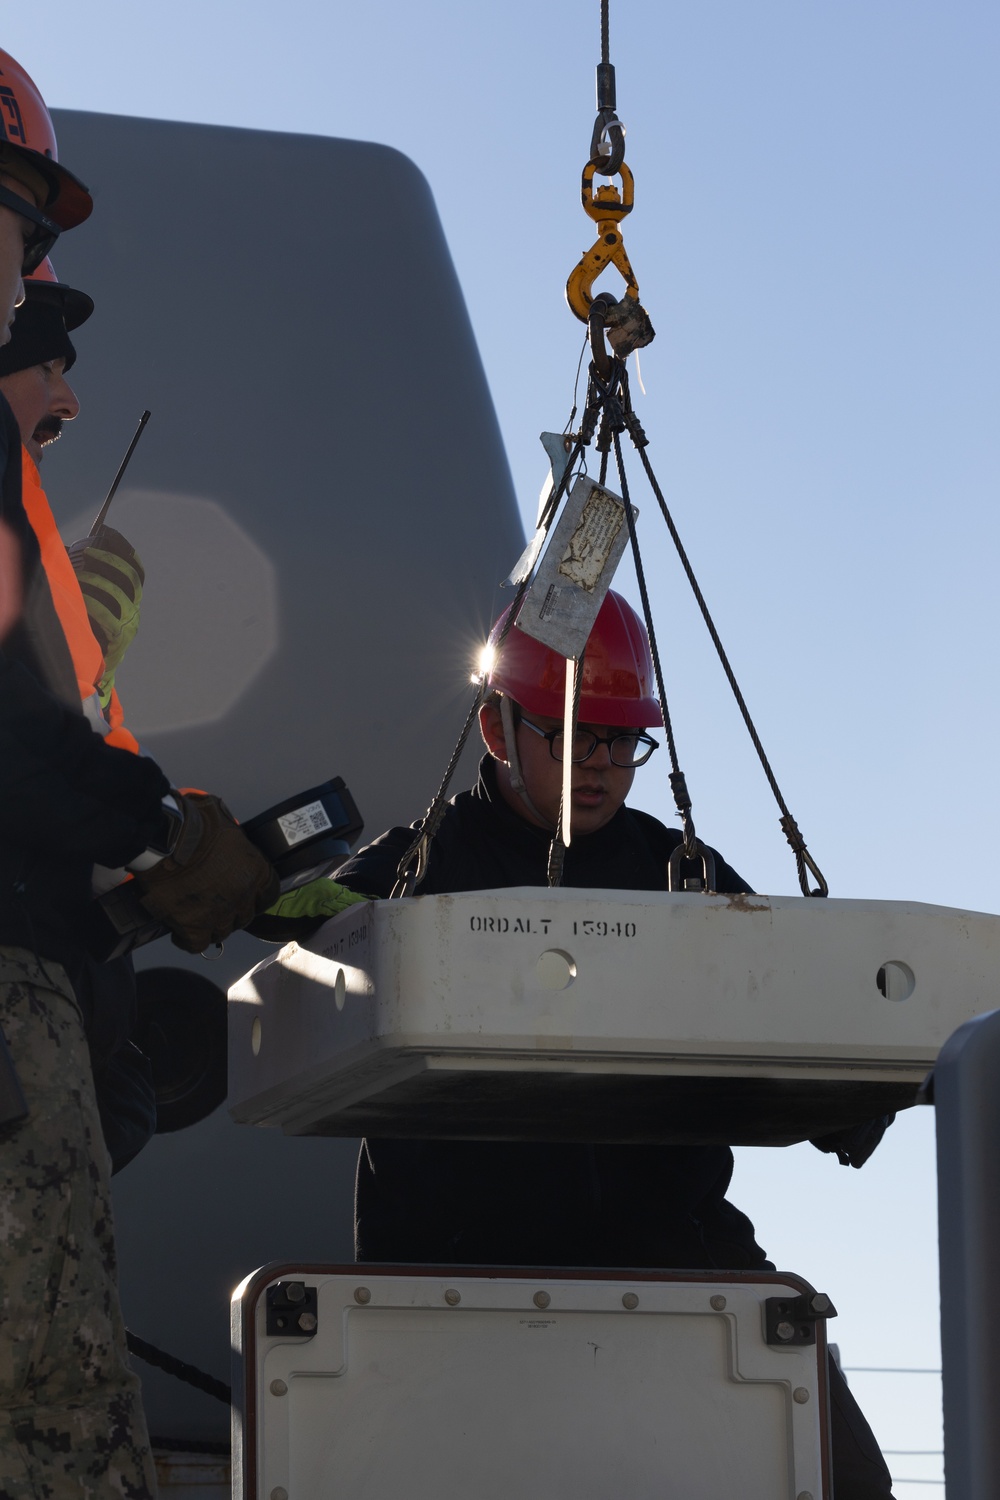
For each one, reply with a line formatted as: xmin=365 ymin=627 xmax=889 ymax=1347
xmin=566 ymin=161 xmax=654 ymax=355
xmin=566 ymin=161 xmax=638 ymax=321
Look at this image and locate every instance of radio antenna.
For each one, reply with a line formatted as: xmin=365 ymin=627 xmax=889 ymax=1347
xmin=89 ymin=409 xmax=152 ymax=535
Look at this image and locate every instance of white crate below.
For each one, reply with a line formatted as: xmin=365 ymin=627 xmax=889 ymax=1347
xmin=232 ymin=1265 xmax=833 ymax=1500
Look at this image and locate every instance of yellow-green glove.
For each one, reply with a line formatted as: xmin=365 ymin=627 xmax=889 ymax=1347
xmin=67 ymin=525 xmax=144 ymax=708
xmin=246 ymin=878 xmax=372 ymax=943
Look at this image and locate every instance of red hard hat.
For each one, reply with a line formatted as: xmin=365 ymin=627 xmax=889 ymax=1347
xmin=487 ymin=590 xmax=663 ymax=728
xmin=0 ymin=50 xmax=92 ymax=231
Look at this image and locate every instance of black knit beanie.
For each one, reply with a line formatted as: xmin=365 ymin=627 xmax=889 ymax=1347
xmin=0 ymin=280 xmax=93 ymax=377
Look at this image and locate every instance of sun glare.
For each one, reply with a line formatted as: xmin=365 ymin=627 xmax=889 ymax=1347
xmin=473 ymin=643 xmax=496 ymax=684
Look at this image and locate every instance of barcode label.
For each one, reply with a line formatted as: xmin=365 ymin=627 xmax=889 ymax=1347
xmin=278 ymin=801 xmax=334 ymax=847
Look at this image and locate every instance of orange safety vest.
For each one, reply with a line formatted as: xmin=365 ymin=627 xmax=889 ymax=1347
xmin=21 ymin=447 xmax=141 ymax=754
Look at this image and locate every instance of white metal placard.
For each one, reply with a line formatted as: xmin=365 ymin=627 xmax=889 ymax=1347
xmin=515 ymin=475 xmax=636 ymax=658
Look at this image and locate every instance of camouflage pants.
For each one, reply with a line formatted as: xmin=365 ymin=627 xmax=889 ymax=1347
xmin=0 ymin=948 xmax=157 ymax=1499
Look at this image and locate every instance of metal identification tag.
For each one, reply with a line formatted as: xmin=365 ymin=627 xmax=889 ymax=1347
xmin=515 ymin=475 xmax=636 ymax=658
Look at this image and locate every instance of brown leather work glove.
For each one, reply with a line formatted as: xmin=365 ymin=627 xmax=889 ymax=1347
xmin=133 ymin=792 xmax=280 ymax=954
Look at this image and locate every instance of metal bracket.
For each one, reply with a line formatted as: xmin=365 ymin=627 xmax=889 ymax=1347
xmin=266 ymin=1281 xmax=318 ymax=1338
xmin=667 ymin=842 xmax=717 ymax=894
xmin=764 ymin=1291 xmax=836 ymax=1347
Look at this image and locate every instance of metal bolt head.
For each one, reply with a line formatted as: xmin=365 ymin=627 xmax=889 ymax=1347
xmin=622 ymin=1292 xmax=639 ymax=1310
xmin=284 ymin=1282 xmax=306 ymax=1304
xmin=710 ymin=1295 xmax=727 ymax=1311
xmin=269 ymin=1379 xmax=288 ymax=1397
xmin=533 ymin=1290 xmax=551 ymax=1309
xmin=444 ymin=1288 xmax=461 ymax=1306
xmin=271 ymin=1488 xmax=288 ymax=1500
xmin=792 ymin=1387 xmax=811 ymax=1404
xmin=776 ymin=1320 xmax=796 ymax=1341
xmin=354 ymin=1286 xmax=371 ymax=1305
xmin=810 ymin=1293 xmax=831 ymax=1314
xmin=297 ymin=1311 xmax=318 ymax=1332
xmin=797 ymin=1492 xmax=815 ymax=1500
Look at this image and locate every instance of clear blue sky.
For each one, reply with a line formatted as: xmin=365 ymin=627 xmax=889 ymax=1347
xmin=12 ymin=3 xmax=1000 ymax=1487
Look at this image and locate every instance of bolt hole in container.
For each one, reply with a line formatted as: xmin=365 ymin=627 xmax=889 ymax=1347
xmin=876 ymin=961 xmax=916 ymax=1002
xmin=536 ymin=949 xmax=577 ymax=989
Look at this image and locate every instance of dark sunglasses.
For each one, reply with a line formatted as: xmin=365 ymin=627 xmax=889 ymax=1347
xmin=0 ymin=183 xmax=61 ymax=274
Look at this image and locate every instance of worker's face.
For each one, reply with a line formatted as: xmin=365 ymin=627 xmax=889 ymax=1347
xmin=0 ymin=172 xmax=35 ymax=344
xmin=480 ymin=700 xmax=637 ymax=836
xmin=0 ymin=160 xmax=50 ymax=343
xmin=0 ymin=357 xmax=79 ymax=465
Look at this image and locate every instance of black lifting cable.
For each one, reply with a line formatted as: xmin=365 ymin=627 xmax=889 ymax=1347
xmin=391 ymin=685 xmax=494 ymax=898
xmin=621 ymin=370 xmax=827 ymax=896
xmin=602 ymin=357 xmax=828 ymax=898
xmin=589 ymin=360 xmax=701 ymax=862
xmin=592 ymin=0 xmax=626 ymax=176
xmin=391 ymin=434 xmax=588 ymax=899
xmin=613 ymin=428 xmax=699 ymax=859
xmin=395 ymin=0 xmax=825 ymax=901
xmin=126 ymin=1330 xmax=232 ymax=1407
xmin=580 ymin=0 xmax=826 ymax=897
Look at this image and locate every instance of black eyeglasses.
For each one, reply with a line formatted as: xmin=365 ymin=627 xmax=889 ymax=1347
xmin=0 ymin=184 xmax=61 ymax=274
xmin=519 ymin=716 xmax=659 ymax=768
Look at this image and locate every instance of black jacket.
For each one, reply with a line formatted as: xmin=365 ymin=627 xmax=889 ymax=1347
xmin=336 ymin=756 xmax=770 ymax=1271
xmin=0 ymin=394 xmax=167 ymax=994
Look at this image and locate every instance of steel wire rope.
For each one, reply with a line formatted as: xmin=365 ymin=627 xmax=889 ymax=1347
xmin=614 ymin=366 xmax=829 ymax=897
xmin=589 ymin=356 xmax=699 ymax=852
xmin=611 ymin=422 xmax=698 ymax=857
xmin=126 ymin=1330 xmax=231 ymax=1405
xmin=391 ymin=435 xmax=587 ymax=898
xmin=591 ymin=0 xmax=625 ymax=175
xmin=390 ymin=670 xmax=505 ymax=900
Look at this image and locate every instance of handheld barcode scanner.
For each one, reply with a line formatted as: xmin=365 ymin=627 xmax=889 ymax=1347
xmin=240 ymin=781 xmax=363 ymax=890
xmin=88 ymin=778 xmax=364 ymax=961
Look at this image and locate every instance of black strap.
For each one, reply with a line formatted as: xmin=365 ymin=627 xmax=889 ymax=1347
xmin=126 ymin=1330 xmax=231 ymax=1406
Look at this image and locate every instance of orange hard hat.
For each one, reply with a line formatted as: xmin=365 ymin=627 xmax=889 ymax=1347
xmin=0 ymin=50 xmax=92 ymax=268
xmin=486 ymin=590 xmax=663 ymax=728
